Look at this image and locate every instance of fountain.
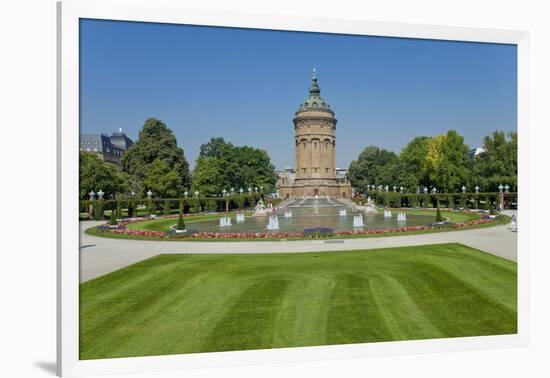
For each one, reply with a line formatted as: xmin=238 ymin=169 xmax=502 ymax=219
xmin=384 ymin=210 xmax=392 ymax=218
xmin=355 ymin=196 xmax=377 ymax=214
xmin=219 ymin=216 xmax=232 ymax=227
xmin=353 ymin=214 xmax=364 ymax=227
xmin=253 ymin=198 xmax=268 ymax=217
xmin=397 ymin=212 xmax=407 ymax=222
xmin=236 ymin=212 xmax=245 ymax=223
xmin=266 ymin=216 xmax=280 ymax=230
xmin=185 ymin=197 xmax=434 ymax=235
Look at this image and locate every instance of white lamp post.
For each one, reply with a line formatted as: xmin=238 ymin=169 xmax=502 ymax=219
xmin=423 ymin=187 xmax=428 ymax=194
xmin=393 ymin=185 xmax=397 ymax=193
xmin=184 ymin=191 xmax=188 ymax=198
xmin=498 ymin=184 xmax=504 ymax=192
xmin=194 ymin=190 xmax=199 ymax=198
xmin=222 ymin=189 xmax=227 ymax=197
xmin=475 ymin=186 xmax=479 ymax=193
xmin=239 ymin=187 xmax=244 ymax=194
xmin=88 ymin=190 xmax=96 ymax=201
xmin=97 ymin=189 xmax=104 ymax=200
xmin=461 ymin=185 xmax=466 ymax=193
xmin=146 ymin=190 xmax=152 ymax=199
xmin=504 ymin=184 xmax=510 ymax=193
xmin=431 ymin=187 xmax=437 ymax=194
xmin=400 ymin=186 xmax=404 ymax=193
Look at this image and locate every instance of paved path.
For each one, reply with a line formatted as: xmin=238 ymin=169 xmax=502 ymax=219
xmin=79 ymin=211 xmax=517 ymax=282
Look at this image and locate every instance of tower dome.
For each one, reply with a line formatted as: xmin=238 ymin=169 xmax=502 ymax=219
xmin=296 ymin=68 xmax=334 ymax=115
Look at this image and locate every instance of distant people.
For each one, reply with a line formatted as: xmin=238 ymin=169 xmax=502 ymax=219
xmin=511 ymin=214 xmax=517 ymax=232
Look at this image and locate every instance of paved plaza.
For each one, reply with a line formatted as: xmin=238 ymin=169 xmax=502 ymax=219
xmin=79 ymin=211 xmax=517 ymax=282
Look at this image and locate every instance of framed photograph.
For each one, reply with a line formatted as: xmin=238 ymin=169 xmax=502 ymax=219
xmin=58 ymin=0 xmax=529 ymax=376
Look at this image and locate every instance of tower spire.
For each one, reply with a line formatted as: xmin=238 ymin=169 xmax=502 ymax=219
xmin=309 ymin=67 xmax=320 ymax=95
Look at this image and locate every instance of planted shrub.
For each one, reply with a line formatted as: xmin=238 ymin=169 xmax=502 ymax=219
xmin=93 ymin=201 xmax=104 ymax=221
xmin=116 ymin=201 xmax=122 ymax=219
xmin=435 ymin=203 xmax=444 ymax=222
xmin=109 ymin=208 xmax=117 ymax=225
xmin=127 ymin=200 xmax=135 ymax=218
xmin=484 ymin=197 xmax=491 ymax=210
xmin=176 ymin=212 xmax=186 ymax=230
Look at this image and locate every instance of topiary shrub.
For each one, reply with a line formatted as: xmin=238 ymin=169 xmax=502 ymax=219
xmin=94 ymin=201 xmax=104 ymax=221
xmin=116 ymin=201 xmax=122 ymax=219
xmin=176 ymin=212 xmax=186 ymax=230
xmin=109 ymin=208 xmax=117 ymax=225
xmin=484 ymin=197 xmax=491 ymax=210
xmin=435 ymin=203 xmax=444 ymax=223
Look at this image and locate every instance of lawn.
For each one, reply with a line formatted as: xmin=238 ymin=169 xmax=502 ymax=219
xmin=79 ymin=243 xmax=517 ymax=359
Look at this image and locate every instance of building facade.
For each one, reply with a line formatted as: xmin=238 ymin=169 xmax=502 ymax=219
xmin=279 ymin=69 xmax=352 ymax=199
xmin=79 ymin=128 xmax=134 ymax=165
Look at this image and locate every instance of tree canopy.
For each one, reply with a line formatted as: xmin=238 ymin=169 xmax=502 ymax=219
xmin=192 ymin=137 xmax=278 ymax=196
xmin=79 ymin=152 xmax=129 ymax=199
xmin=122 ymin=118 xmax=190 ymax=196
xmin=348 ymin=129 xmax=516 ymax=194
xmin=469 ymin=131 xmax=517 ymax=191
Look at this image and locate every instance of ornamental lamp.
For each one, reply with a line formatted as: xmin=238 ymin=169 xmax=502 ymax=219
xmin=194 ymin=190 xmax=199 ymax=198
xmin=222 ymin=189 xmax=227 ymax=197
xmin=498 ymin=184 xmax=504 ymax=192
xmin=248 ymin=187 xmax=252 ymax=193
xmin=400 ymin=186 xmax=404 ymax=193
xmin=431 ymin=187 xmax=437 ymax=194
xmin=475 ymin=186 xmax=479 ymax=193
xmin=239 ymin=187 xmax=244 ymax=194
xmin=97 ymin=189 xmax=104 ymax=199
xmin=146 ymin=190 xmax=152 ymax=199
xmin=393 ymin=185 xmax=397 ymax=192
xmin=88 ymin=191 xmax=95 ymax=201
xmin=184 ymin=191 xmax=188 ymax=198
xmin=461 ymin=185 xmax=466 ymax=193
xmin=504 ymin=184 xmax=510 ymax=193
xmin=423 ymin=187 xmax=428 ymax=194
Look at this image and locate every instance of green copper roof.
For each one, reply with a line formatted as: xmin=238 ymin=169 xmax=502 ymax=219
xmin=296 ymin=68 xmax=334 ymax=115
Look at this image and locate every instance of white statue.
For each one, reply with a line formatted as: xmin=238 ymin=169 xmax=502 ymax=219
xmin=253 ymin=198 xmax=268 ymax=217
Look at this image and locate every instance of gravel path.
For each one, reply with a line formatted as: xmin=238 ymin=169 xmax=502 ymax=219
xmin=79 ymin=212 xmax=517 ymax=282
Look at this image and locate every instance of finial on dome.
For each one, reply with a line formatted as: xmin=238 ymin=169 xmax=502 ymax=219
xmin=312 ymin=66 xmax=317 ymax=80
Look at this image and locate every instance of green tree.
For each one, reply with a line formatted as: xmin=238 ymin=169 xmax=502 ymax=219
xmin=79 ymin=152 xmax=129 ymax=199
xmin=142 ymin=159 xmax=181 ymax=198
xmin=470 ymin=131 xmax=517 ymax=192
xmin=347 ymin=146 xmax=399 ymax=193
xmin=399 ymin=136 xmax=431 ymax=188
xmin=192 ymin=137 xmax=277 ymax=196
xmin=429 ymin=130 xmax=470 ymax=193
xmin=122 ymin=118 xmax=190 ymax=195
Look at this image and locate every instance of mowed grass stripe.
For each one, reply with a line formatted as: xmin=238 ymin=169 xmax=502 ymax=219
xmin=80 ymin=243 xmax=517 ymax=359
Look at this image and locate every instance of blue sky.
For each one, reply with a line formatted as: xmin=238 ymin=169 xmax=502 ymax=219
xmin=80 ymin=19 xmax=517 ymax=169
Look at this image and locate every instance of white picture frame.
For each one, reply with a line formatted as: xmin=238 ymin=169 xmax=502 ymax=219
xmin=57 ymin=0 xmax=530 ymax=376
